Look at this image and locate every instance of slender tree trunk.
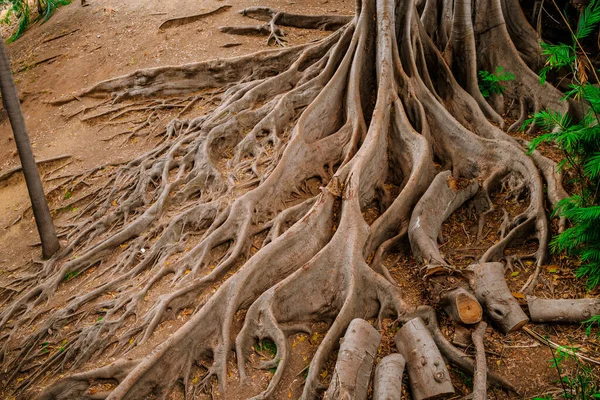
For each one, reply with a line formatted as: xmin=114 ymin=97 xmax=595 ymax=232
xmin=0 ymin=38 xmax=59 ymax=259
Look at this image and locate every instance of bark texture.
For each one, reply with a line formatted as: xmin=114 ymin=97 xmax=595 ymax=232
xmin=0 ymin=0 xmax=573 ymax=397
xmin=527 ymin=297 xmax=600 ymax=323
xmin=0 ymin=38 xmax=59 ymax=258
xmin=471 ymin=322 xmax=488 ymax=400
xmin=323 ymin=318 xmax=381 ymax=400
xmin=395 ymin=317 xmax=455 ymax=400
xmin=373 ymin=354 xmax=406 ymax=400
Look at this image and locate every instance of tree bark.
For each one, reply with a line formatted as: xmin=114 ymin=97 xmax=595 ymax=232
xmin=324 ymin=318 xmax=381 ymax=400
xmin=471 ymin=322 xmax=488 ymax=400
xmin=467 ymin=262 xmax=528 ymax=333
xmin=395 ymin=317 xmax=455 ymax=400
xmin=527 ymin=297 xmax=600 ymax=323
xmin=0 ymin=38 xmax=59 ymax=259
xmin=373 ymin=354 xmax=405 ymax=400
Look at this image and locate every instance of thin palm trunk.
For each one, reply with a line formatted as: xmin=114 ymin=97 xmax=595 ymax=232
xmin=0 ymin=38 xmax=59 ymax=259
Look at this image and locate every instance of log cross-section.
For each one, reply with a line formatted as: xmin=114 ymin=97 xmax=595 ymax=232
xmin=395 ymin=317 xmax=455 ymax=400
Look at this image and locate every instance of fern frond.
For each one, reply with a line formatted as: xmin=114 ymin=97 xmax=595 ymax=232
xmin=577 ymin=0 xmax=600 ymax=39
xmin=541 ymin=42 xmax=576 ymax=70
xmin=584 ymin=153 xmax=600 ymax=179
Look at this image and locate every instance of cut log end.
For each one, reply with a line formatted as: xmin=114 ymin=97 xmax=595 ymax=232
xmin=441 ymin=287 xmax=483 ymax=325
xmin=468 ymin=262 xmax=529 ymax=333
xmin=455 ymin=292 xmax=483 ymax=324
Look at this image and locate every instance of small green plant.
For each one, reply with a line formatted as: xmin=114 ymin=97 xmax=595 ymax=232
xmin=583 ymin=315 xmax=600 ymax=338
xmin=527 ymin=0 xmax=600 ymax=290
xmin=0 ymin=0 xmax=70 ymax=42
xmin=40 ymin=341 xmax=49 ymax=353
xmin=254 ymin=339 xmax=277 ymax=356
xmin=63 ymin=270 xmax=79 ymax=281
xmin=478 ymin=66 xmax=515 ymax=98
xmin=545 ymin=343 xmax=600 ymax=399
xmin=452 ymin=368 xmax=473 ymax=388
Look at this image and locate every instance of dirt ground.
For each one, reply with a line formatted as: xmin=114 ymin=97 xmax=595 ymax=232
xmin=0 ymin=0 xmax=598 ymax=399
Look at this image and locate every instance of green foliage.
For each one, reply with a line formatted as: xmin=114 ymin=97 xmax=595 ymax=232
xmin=577 ymin=0 xmax=600 ymax=40
xmin=254 ymin=339 xmax=277 ymax=356
xmin=546 ymin=344 xmax=600 ymax=399
xmin=528 ymin=0 xmax=600 ymax=289
xmin=38 ymin=0 xmax=70 ymax=23
xmin=0 ymin=0 xmax=70 ymax=42
xmin=63 ymin=270 xmax=79 ymax=281
xmin=539 ymin=42 xmax=576 ymax=84
xmin=583 ymin=315 xmax=600 ymax=338
xmin=478 ymin=66 xmax=515 ymax=98
xmin=538 ymin=0 xmax=600 ymax=85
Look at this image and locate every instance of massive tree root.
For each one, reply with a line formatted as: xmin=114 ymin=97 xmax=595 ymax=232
xmin=0 ymin=0 xmax=574 ymax=398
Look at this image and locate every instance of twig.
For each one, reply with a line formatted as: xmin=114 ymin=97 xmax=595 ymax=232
xmin=523 ymin=326 xmax=600 ymax=366
xmin=549 ymin=0 xmax=600 ymax=83
xmin=159 ymin=5 xmax=232 ymax=30
xmin=17 ymin=54 xmax=62 ymax=72
xmin=0 ymin=154 xmax=71 ymax=183
xmin=42 ymin=29 xmax=80 ymax=44
xmin=471 ymin=322 xmax=488 ymax=400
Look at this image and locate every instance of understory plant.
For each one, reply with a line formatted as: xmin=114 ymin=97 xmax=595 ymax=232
xmin=527 ymin=0 xmax=600 ymax=290
xmin=547 ymin=345 xmax=600 ymax=399
xmin=477 ymin=66 xmax=515 ymax=98
xmin=0 ymin=0 xmax=70 ymax=42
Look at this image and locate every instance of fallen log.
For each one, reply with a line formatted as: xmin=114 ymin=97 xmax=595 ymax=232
xmin=395 ymin=317 xmax=455 ymax=400
xmin=527 ymin=296 xmax=600 ymax=323
xmin=467 ymin=262 xmax=528 ymax=333
xmin=373 ymin=354 xmax=405 ymax=400
xmin=324 ymin=318 xmax=381 ymax=400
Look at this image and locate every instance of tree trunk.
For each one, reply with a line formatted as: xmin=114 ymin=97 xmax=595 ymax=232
xmin=0 ymin=38 xmax=59 ymax=259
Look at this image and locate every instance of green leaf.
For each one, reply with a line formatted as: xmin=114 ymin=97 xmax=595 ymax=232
xmin=577 ymin=0 xmax=600 ymax=39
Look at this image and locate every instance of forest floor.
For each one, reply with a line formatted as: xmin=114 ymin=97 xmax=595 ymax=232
xmin=0 ymin=0 xmax=599 ymax=399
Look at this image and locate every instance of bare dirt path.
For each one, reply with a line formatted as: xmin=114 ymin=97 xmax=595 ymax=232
xmin=0 ymin=0 xmax=350 ymax=286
